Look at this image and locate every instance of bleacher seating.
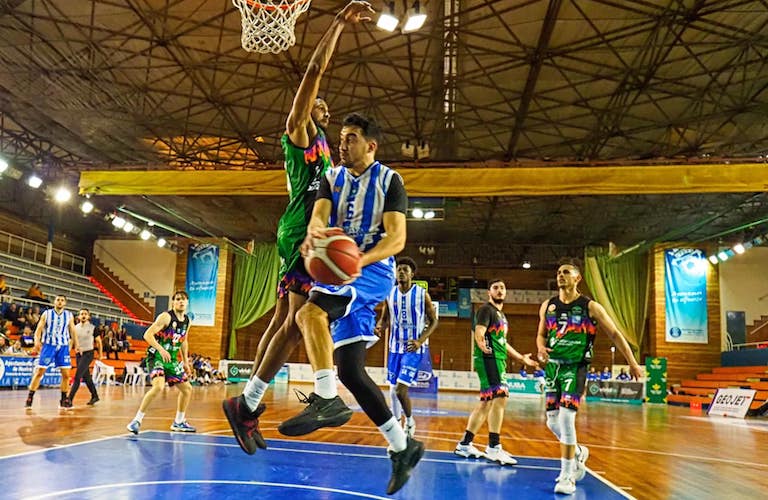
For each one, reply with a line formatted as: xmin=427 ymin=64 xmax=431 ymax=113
xmin=669 ymin=365 xmax=768 ymax=415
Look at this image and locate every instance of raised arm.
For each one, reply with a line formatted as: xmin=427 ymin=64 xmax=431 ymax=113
xmin=588 ymin=301 xmax=644 ymax=379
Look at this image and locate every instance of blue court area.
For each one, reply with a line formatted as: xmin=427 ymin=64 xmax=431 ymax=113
xmin=0 ymin=432 xmax=631 ymax=499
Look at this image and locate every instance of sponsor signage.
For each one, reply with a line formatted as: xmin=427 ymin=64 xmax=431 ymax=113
xmin=708 ymin=388 xmax=756 ymax=418
xmin=645 ymin=357 xmax=668 ymax=404
xmin=587 ymin=380 xmax=645 ymax=405
xmin=664 ymin=249 xmax=708 ymax=343
xmin=505 ymin=376 xmax=544 ymax=396
xmin=224 ymin=360 xmax=288 ymax=384
xmin=0 ymin=356 xmax=62 ymax=387
xmin=411 ymin=346 xmax=438 ymax=394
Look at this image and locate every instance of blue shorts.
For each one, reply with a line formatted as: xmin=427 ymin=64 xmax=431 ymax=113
xmin=310 ymin=258 xmax=395 ymax=349
xmin=36 ymin=344 xmax=71 ymax=369
xmin=387 ymin=351 xmax=423 ymax=386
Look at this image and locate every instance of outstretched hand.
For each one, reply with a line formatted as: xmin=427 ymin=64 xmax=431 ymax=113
xmin=339 ymin=1 xmax=376 ymax=24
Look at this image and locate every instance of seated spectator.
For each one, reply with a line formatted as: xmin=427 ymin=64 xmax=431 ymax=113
xmin=0 ymin=336 xmax=9 ymax=354
xmin=10 ymin=339 xmax=26 ymax=355
xmin=616 ymin=368 xmax=631 ymax=381
xmin=12 ymin=305 xmax=27 ymax=330
xmin=28 ymin=305 xmax=40 ymax=328
xmin=0 ymin=275 xmax=9 ymax=296
xmin=20 ymin=325 xmax=34 ymax=348
xmin=116 ymin=326 xmax=129 ymax=352
xmin=600 ymin=366 xmax=612 ymax=380
xmin=24 ymin=283 xmax=49 ymax=303
xmin=104 ymin=329 xmax=119 ymax=359
xmin=586 ymin=366 xmax=600 ymax=381
xmin=4 ymin=302 xmax=20 ymax=328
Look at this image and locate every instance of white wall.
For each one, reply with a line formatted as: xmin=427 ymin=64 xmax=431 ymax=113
xmin=93 ymin=239 xmax=177 ymax=300
xmin=719 ymin=247 xmax=768 ymax=345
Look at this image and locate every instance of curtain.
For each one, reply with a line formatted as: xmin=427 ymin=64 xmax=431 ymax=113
xmin=584 ymin=247 xmax=650 ymax=357
xmin=228 ymin=243 xmax=280 ymax=358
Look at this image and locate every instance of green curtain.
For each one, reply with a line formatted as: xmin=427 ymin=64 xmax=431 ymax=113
xmin=228 ymin=243 xmax=280 ymax=358
xmin=584 ymin=246 xmax=650 ymax=357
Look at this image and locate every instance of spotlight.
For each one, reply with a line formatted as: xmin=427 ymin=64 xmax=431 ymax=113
xmin=27 ymin=175 xmax=43 ymax=189
xmin=81 ymin=200 xmax=94 ymax=214
xmin=123 ymin=221 xmax=134 ymax=233
xmin=377 ymin=1 xmax=398 ymax=31
xmin=403 ymin=1 xmax=427 ymax=32
xmin=54 ymin=187 xmax=71 ymax=203
xmin=522 ymin=261 xmax=532 ymax=269
xmin=112 ymin=216 xmax=126 ymax=229
xmin=140 ymin=229 xmax=151 ymax=240
xmin=717 ymin=251 xmax=728 ymax=262
xmin=733 ymin=243 xmax=745 ymax=254
xmin=708 ymin=255 xmax=718 ymax=265
xmin=412 ymin=207 xmax=424 ymax=218
xmin=423 ymin=210 xmax=435 ymax=219
xmin=157 ymin=238 xmax=167 ymax=248
xmin=0 ymin=158 xmax=8 ymax=173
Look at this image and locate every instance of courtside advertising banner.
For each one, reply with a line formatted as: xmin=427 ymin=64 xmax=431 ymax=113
xmin=708 ymin=388 xmax=756 ymax=418
xmin=186 ymin=243 xmax=219 ymax=326
xmin=664 ymin=248 xmax=708 ymax=343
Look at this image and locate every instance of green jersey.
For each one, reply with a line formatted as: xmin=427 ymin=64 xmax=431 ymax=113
xmin=544 ymin=295 xmax=597 ymax=364
xmin=473 ymin=302 xmax=509 ymax=361
xmin=277 ymin=129 xmax=333 ymax=277
xmin=148 ymin=310 xmax=189 ymax=361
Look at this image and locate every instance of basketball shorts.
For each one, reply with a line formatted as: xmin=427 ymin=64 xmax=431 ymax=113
xmin=475 ymin=355 xmax=509 ymax=401
xmin=148 ymin=356 xmax=188 ymax=386
xmin=36 ymin=344 xmax=71 ymax=369
xmin=277 ymin=258 xmax=313 ymax=299
xmin=387 ymin=351 xmax=423 ymax=386
xmin=309 ymin=258 xmax=395 ymax=349
xmin=545 ymin=362 xmax=588 ymax=411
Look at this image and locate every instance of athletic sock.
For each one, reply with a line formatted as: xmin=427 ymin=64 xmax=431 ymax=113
xmin=379 ymin=416 xmax=408 ymax=453
xmin=175 ymin=411 xmax=185 ymax=424
xmin=314 ymin=369 xmax=337 ymax=399
xmin=489 ymin=432 xmax=500 ymax=448
xmin=134 ymin=410 xmax=146 ymax=423
xmin=243 ymin=376 xmax=269 ymax=412
xmin=561 ymin=457 xmax=577 ymax=477
xmin=460 ymin=430 xmax=475 ymax=445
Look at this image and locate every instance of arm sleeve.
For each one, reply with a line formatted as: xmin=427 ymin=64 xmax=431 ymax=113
xmin=475 ymin=305 xmax=492 ymax=329
xmin=383 ymin=173 xmax=407 ymax=214
xmin=316 ymin=175 xmax=332 ymax=201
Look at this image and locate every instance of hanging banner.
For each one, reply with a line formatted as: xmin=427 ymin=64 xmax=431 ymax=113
xmin=664 ymin=249 xmax=708 ymax=343
xmin=186 ymin=243 xmax=220 ymax=326
xmin=645 ymin=357 xmax=667 ymax=404
xmin=457 ymin=288 xmax=472 ymax=318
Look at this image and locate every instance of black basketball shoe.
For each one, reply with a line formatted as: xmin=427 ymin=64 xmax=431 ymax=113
xmin=222 ymin=395 xmax=267 ymax=455
xmin=278 ymin=390 xmax=353 ymax=436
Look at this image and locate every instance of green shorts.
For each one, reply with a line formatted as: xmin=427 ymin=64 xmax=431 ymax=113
xmin=475 ymin=355 xmax=509 ymax=401
xmin=544 ymin=362 xmax=588 ymax=411
xmin=148 ymin=357 xmax=188 ymax=386
xmin=276 ymin=222 xmax=307 ymax=279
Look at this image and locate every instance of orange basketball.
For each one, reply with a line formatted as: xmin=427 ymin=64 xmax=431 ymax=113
xmin=305 ymin=231 xmax=361 ymax=285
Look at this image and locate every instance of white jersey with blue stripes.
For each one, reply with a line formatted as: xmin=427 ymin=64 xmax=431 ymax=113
xmin=326 ymin=161 xmax=400 ymax=253
xmin=41 ymin=308 xmax=73 ymax=347
xmin=387 ymin=284 xmax=427 ymax=354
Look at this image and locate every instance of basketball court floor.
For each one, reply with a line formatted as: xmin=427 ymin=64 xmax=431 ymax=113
xmin=1 ymin=382 xmax=765 ymax=499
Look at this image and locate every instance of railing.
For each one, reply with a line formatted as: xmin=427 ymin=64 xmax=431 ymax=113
xmin=731 ymin=341 xmax=768 ymax=351
xmin=93 ymin=242 xmax=156 ymax=295
xmin=0 ymin=229 xmax=86 ymax=274
xmin=749 ymin=319 xmax=768 ymax=339
xmin=1 ymin=295 xmax=147 ymax=326
xmin=92 ymin=260 xmax=153 ymax=318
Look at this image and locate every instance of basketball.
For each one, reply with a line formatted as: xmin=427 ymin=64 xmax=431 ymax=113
xmin=305 ymin=230 xmax=361 ymax=285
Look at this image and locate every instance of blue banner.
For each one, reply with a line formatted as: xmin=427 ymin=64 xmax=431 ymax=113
xmin=457 ymin=288 xmax=472 ymax=318
xmin=665 ymin=248 xmax=708 ymax=344
xmin=437 ymin=301 xmax=458 ymax=318
xmin=186 ymin=243 xmax=220 ymax=326
xmin=0 ymin=356 xmax=62 ymax=387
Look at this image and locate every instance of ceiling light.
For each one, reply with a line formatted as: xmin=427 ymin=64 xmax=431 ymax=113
xmin=54 ymin=186 xmax=71 ymax=203
xmin=0 ymin=158 xmax=8 ymax=173
xmin=123 ymin=221 xmax=134 ymax=233
xmin=403 ymin=1 xmax=426 ymax=32
xmin=140 ymin=229 xmax=151 ymax=240
xmin=733 ymin=243 xmax=745 ymax=254
xmin=27 ymin=175 xmax=43 ymax=188
xmin=717 ymin=251 xmax=728 ymax=262
xmin=708 ymin=255 xmax=718 ymax=265
xmin=81 ymin=200 xmax=94 ymax=214
xmin=157 ymin=238 xmax=167 ymax=248
xmin=112 ymin=216 xmax=126 ymax=229
xmin=377 ymin=2 xmax=398 ymax=31
xmin=412 ymin=207 xmax=424 ymax=218
xmin=423 ymin=210 xmax=435 ymax=219
xmin=522 ymin=261 xmax=532 ymax=269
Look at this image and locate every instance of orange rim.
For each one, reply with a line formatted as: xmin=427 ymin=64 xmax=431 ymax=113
xmin=244 ymin=0 xmax=309 ymax=11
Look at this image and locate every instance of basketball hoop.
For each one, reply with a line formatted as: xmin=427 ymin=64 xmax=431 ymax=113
xmin=232 ymin=0 xmax=312 ymax=54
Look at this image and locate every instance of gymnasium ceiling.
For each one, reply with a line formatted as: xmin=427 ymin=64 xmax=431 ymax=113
xmin=1 ymin=0 xmax=768 ymax=268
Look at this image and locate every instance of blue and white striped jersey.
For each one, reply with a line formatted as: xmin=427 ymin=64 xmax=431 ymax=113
xmin=387 ymin=284 xmax=427 ymax=354
xmin=41 ymin=308 xmax=73 ymax=347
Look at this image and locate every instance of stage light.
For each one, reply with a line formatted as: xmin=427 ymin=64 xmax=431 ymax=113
xmin=708 ymin=255 xmax=718 ymax=265
xmin=112 ymin=216 xmax=126 ymax=229
xmin=123 ymin=221 xmax=134 ymax=233
xmin=733 ymin=243 xmax=745 ymax=254
xmin=157 ymin=238 xmax=167 ymax=248
xmin=423 ymin=210 xmax=435 ymax=219
xmin=412 ymin=207 xmax=424 ymax=218
xmin=403 ymin=1 xmax=426 ymax=32
xmin=81 ymin=200 xmax=94 ymax=214
xmin=717 ymin=251 xmax=728 ymax=262
xmin=377 ymin=2 xmax=398 ymax=31
xmin=27 ymin=175 xmax=42 ymax=188
xmin=522 ymin=261 xmax=532 ymax=269
xmin=54 ymin=187 xmax=71 ymax=203
xmin=140 ymin=229 xmax=151 ymax=240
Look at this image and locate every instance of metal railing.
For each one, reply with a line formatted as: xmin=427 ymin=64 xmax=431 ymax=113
xmin=731 ymin=341 xmax=768 ymax=351
xmin=92 ymin=259 xmax=153 ymax=317
xmin=93 ymin=242 xmax=156 ymax=295
xmin=0 ymin=229 xmax=86 ymax=274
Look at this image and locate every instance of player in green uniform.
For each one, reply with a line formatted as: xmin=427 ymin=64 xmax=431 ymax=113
xmin=127 ymin=290 xmax=196 ymax=434
xmin=222 ymin=1 xmax=375 ymax=456
xmin=536 ymin=259 xmax=643 ymax=495
xmin=455 ymin=279 xmax=536 ymax=465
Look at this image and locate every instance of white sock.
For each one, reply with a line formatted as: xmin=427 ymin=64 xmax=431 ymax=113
xmin=175 ymin=411 xmax=185 ymax=424
xmin=314 ymin=369 xmax=337 ymax=399
xmin=406 ymin=415 xmax=415 ymax=426
xmin=134 ymin=410 xmax=145 ymax=423
xmin=390 ymin=386 xmax=402 ymax=420
xmin=561 ymin=457 xmax=576 ymax=477
xmin=379 ymin=416 xmax=408 ymax=453
xmin=243 ymin=376 xmax=269 ymax=412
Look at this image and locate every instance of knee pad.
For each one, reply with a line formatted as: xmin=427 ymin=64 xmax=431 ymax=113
xmin=558 ymin=407 xmax=577 ymax=445
xmin=546 ymin=409 xmax=561 ymax=438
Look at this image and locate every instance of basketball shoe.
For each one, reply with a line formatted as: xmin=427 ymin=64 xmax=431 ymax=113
xmin=454 ymin=442 xmax=484 ymax=458
xmin=555 ymin=475 xmax=576 ymax=495
xmin=170 ymin=421 xmax=196 ymax=432
xmin=278 ymin=390 xmax=353 ymax=436
xmin=222 ymin=395 xmax=267 ymax=454
xmin=58 ymin=397 xmax=73 ymax=410
xmin=484 ymin=444 xmax=518 ymax=465
xmin=574 ymin=445 xmax=589 ymax=481
xmin=387 ymin=437 xmax=425 ymax=495
xmin=126 ymin=419 xmax=141 ymax=435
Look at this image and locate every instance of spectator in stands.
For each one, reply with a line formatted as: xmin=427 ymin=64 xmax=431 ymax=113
xmin=12 ymin=305 xmax=27 ymax=330
xmin=5 ymin=302 xmax=20 ymax=329
xmin=586 ymin=366 xmax=600 ymax=381
xmin=10 ymin=339 xmax=26 ymax=355
xmin=616 ymin=368 xmax=631 ymax=381
xmin=29 ymin=305 xmax=41 ymax=328
xmin=0 ymin=336 xmax=10 ymax=354
xmin=600 ymin=366 xmax=612 ymax=380
xmin=117 ymin=326 xmax=129 ymax=352
xmin=104 ymin=328 xmax=119 ymax=360
xmin=0 ymin=275 xmax=9 ymax=296
xmin=25 ymin=283 xmax=49 ymax=303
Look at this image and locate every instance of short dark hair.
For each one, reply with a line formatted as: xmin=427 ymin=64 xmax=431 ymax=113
xmin=558 ymin=257 xmax=583 ymax=274
xmin=342 ymin=112 xmax=382 ymax=143
xmin=488 ymin=278 xmax=505 ymax=289
xmin=79 ymin=308 xmax=90 ymax=314
xmin=173 ymin=290 xmax=189 ymax=300
xmin=396 ymin=257 xmax=417 ymax=274
xmin=55 ymin=294 xmax=67 ymax=300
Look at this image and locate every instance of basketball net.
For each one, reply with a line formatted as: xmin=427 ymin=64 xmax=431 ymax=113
xmin=232 ymin=0 xmax=312 ymax=54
